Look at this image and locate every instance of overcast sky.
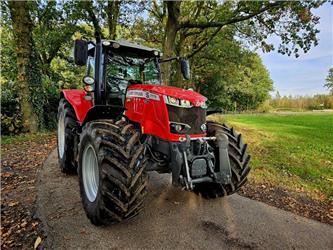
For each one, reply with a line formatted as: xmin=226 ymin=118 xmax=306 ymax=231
xmin=258 ymin=3 xmax=333 ymax=97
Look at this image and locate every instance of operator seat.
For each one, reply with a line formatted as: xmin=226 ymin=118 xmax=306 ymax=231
xmin=106 ymin=77 xmax=126 ymax=107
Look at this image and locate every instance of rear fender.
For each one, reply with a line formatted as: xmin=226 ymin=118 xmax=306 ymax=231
xmin=61 ymin=90 xmax=92 ymax=124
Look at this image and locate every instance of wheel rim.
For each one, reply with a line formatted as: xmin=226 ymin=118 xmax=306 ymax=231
xmin=82 ymin=144 xmax=99 ymax=202
xmin=57 ymin=113 xmax=65 ymax=158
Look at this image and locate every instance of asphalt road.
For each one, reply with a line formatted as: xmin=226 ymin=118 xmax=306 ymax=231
xmin=37 ymin=150 xmax=333 ymax=249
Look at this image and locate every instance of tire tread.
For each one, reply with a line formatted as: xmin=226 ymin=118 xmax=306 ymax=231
xmin=78 ymin=119 xmax=148 ymax=225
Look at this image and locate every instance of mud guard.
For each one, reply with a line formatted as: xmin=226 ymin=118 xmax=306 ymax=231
xmin=62 ymin=90 xmax=125 ymax=126
xmin=61 ymin=90 xmax=92 ymax=124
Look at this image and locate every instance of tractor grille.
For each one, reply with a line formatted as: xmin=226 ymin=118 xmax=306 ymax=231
xmin=167 ymin=105 xmax=206 ymax=134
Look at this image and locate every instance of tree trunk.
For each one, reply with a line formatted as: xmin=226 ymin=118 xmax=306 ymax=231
xmin=175 ymin=31 xmax=186 ymax=87
xmin=82 ymin=0 xmax=103 ymax=38
xmin=161 ymin=1 xmax=181 ymax=85
xmin=8 ymin=1 xmax=39 ymax=133
xmin=107 ymin=1 xmax=121 ymax=40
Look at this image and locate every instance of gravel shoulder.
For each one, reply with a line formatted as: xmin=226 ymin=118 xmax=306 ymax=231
xmin=37 ymin=149 xmax=333 ymax=249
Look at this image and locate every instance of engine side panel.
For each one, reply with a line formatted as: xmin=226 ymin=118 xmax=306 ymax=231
xmin=61 ymin=89 xmax=93 ymax=124
xmin=125 ymin=87 xmax=170 ymax=140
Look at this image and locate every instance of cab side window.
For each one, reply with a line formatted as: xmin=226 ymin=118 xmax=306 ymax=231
xmin=87 ymin=56 xmax=95 ymax=78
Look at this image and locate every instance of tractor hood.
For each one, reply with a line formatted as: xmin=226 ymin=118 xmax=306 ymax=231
xmin=128 ymin=84 xmax=207 ymax=106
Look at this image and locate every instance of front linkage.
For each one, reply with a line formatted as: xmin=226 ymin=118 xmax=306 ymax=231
xmin=143 ymin=121 xmax=249 ymax=198
xmin=168 ymin=135 xmax=232 ymax=190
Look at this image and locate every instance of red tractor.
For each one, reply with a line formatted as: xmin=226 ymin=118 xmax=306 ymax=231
xmin=57 ymin=34 xmax=250 ymax=225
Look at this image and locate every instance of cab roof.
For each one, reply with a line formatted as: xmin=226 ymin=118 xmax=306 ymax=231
xmin=88 ymin=39 xmax=162 ymax=58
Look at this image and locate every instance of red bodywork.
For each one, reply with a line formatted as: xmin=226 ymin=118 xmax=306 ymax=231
xmin=62 ymin=84 xmax=207 ymax=142
xmin=125 ymin=84 xmax=207 ymax=142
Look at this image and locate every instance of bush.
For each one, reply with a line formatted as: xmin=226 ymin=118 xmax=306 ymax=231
xmin=1 ymin=77 xmax=61 ymax=135
xmin=42 ymin=76 xmax=60 ymax=130
xmin=256 ymin=100 xmax=272 ymax=113
xmin=1 ymin=82 xmax=23 ymax=135
xmin=270 ymin=94 xmax=333 ymax=110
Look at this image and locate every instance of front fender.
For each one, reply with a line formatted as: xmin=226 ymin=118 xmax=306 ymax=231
xmin=61 ymin=90 xmax=93 ymax=124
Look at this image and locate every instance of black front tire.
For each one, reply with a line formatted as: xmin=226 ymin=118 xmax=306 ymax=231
xmin=78 ymin=119 xmax=148 ymax=225
xmin=57 ymin=98 xmax=77 ymax=174
xmin=193 ymin=121 xmax=251 ymax=198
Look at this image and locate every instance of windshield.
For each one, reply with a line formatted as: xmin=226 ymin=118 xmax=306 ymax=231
xmin=107 ymin=54 xmax=160 ymax=83
xmin=105 ymin=53 xmax=160 ymax=105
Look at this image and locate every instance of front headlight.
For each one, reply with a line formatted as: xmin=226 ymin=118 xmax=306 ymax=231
xmin=163 ymin=95 xmax=192 ymax=108
xmin=200 ymin=102 xmax=207 ymax=109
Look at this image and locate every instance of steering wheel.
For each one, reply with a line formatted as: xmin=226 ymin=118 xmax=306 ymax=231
xmin=109 ymin=76 xmax=126 ymax=93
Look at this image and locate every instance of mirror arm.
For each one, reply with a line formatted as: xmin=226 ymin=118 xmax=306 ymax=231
xmin=159 ymin=56 xmax=181 ymax=63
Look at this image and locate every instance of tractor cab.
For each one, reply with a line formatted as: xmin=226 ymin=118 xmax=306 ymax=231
xmin=104 ymin=41 xmax=162 ymax=106
xmin=83 ymin=40 xmax=162 ymax=107
xmin=75 ymin=37 xmax=190 ymax=108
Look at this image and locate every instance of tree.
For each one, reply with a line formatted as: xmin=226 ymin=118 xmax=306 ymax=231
xmin=275 ymin=91 xmax=281 ymax=99
xmin=160 ymin=1 xmax=181 ymax=85
xmin=324 ymin=68 xmax=333 ymax=94
xmin=192 ymin=30 xmax=273 ymax=110
xmin=80 ymin=1 xmax=143 ymax=40
xmin=107 ymin=1 xmax=121 ymax=40
xmin=3 ymin=1 xmax=87 ymax=133
xmin=3 ymin=1 xmax=85 ymax=78
xmin=8 ymin=1 xmax=43 ymax=132
xmin=156 ymin=0 xmax=324 ymax=85
xmin=80 ymin=1 xmax=105 ymax=38
xmin=31 ymin=1 xmax=84 ymax=74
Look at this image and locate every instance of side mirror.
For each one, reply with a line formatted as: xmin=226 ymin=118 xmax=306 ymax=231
xmin=74 ymin=40 xmax=88 ymax=66
xmin=180 ymin=58 xmax=190 ymax=80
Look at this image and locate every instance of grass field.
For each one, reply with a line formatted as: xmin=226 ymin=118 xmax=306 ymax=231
xmin=211 ymin=113 xmax=333 ymax=201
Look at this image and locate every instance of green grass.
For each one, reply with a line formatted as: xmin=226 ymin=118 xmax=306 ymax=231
xmin=211 ymin=113 xmax=333 ymax=201
xmin=1 ymin=132 xmax=54 ymax=145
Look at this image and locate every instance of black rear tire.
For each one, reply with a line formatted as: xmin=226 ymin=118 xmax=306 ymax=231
xmin=57 ymin=98 xmax=77 ymax=174
xmin=78 ymin=119 xmax=148 ymax=225
xmin=193 ymin=121 xmax=251 ymax=198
